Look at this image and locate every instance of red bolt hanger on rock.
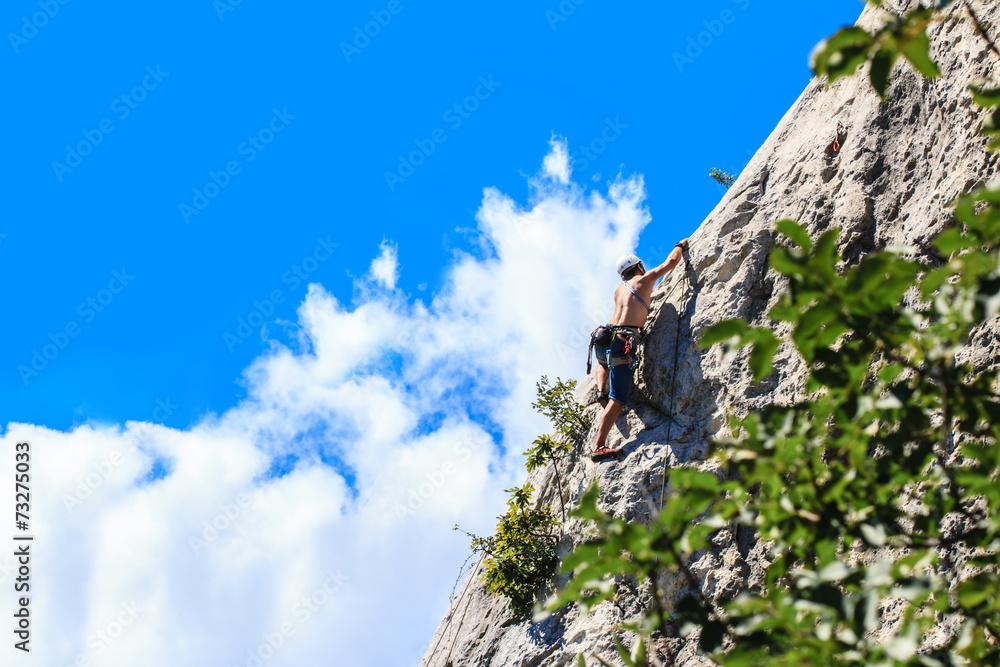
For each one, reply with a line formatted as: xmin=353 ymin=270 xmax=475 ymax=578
xmin=833 ymin=122 xmax=845 ymax=152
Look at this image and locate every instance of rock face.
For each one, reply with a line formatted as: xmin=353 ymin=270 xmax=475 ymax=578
xmin=421 ymin=3 xmax=1000 ymax=665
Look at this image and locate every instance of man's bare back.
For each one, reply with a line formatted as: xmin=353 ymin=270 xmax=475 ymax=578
xmin=609 ymin=279 xmax=654 ymax=328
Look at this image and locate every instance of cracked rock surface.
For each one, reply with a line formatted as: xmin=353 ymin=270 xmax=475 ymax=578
xmin=421 ymin=3 xmax=1000 ymax=665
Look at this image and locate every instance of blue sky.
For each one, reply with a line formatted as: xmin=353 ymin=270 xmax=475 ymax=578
xmin=2 ymin=0 xmax=862 ymax=431
xmin=0 ymin=2 xmax=867 ymax=666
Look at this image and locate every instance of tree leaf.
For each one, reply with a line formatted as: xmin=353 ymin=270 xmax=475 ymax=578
xmin=776 ymin=219 xmax=813 ymax=251
xmin=898 ymin=24 xmax=940 ymax=79
xmin=613 ymin=635 xmax=636 ymax=667
xmin=935 ymin=226 xmax=975 ymax=255
xmin=699 ymin=620 xmax=727 ymax=653
xmin=870 ymin=46 xmax=897 ymax=97
xmin=970 ymin=79 xmax=1000 ymax=109
xmin=748 ymin=329 xmax=780 ymax=381
xmin=699 ymin=319 xmax=748 ymax=347
xmin=811 ymin=27 xmax=875 ymax=81
xmin=770 ymin=246 xmax=803 ymax=277
xmin=813 ymin=228 xmax=841 ymax=284
xmin=860 ymin=522 xmax=887 ymax=547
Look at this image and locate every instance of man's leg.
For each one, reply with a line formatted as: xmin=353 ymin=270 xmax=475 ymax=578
xmin=593 ymin=399 xmax=624 ymax=452
xmin=594 ymin=340 xmax=630 ymax=454
xmin=594 ymin=363 xmax=608 ymax=397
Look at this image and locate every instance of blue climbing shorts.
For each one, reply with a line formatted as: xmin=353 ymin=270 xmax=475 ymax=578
xmin=595 ymin=328 xmax=637 ymax=406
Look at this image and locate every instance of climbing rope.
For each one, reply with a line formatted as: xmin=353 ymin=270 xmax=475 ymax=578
xmin=444 ymin=553 xmax=484 ymax=665
xmin=657 ymin=247 xmax=698 ymax=514
xmin=425 ymin=552 xmax=484 ymax=666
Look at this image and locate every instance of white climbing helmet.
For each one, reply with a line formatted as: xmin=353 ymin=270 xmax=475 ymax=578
xmin=615 ymin=253 xmax=642 ymax=276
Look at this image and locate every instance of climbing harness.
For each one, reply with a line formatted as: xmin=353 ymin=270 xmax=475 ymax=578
xmin=606 ymin=326 xmax=642 ymax=370
xmin=586 ymin=279 xmax=650 ymax=374
xmin=585 ymin=323 xmax=643 ymax=373
xmin=657 ymin=247 xmax=699 ymax=514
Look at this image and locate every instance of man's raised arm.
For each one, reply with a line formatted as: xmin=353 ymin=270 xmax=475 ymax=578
xmin=642 ymin=239 xmax=689 ymax=284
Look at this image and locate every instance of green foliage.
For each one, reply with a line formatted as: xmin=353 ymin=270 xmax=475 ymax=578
xmin=553 ymin=468 xmax=734 ymax=665
xmin=591 ymin=634 xmax=650 ymax=667
xmin=525 ymin=434 xmax=574 ymax=520
xmin=810 ymin=4 xmax=941 ymax=97
xmin=559 ymin=196 xmax=1000 ymax=663
xmin=524 ymin=435 xmax=574 ymax=474
xmin=970 ymin=78 xmax=1000 ymax=151
xmin=457 ymin=377 xmax=588 ymax=619
xmin=710 ymin=168 xmax=737 ymax=189
xmin=532 ymin=376 xmax=591 ymax=444
xmin=557 ymin=202 xmax=1000 ymax=663
xmin=706 ymin=211 xmax=1000 ymax=663
xmin=462 ymin=483 xmax=560 ymax=619
xmin=700 ymin=318 xmax=778 ymax=382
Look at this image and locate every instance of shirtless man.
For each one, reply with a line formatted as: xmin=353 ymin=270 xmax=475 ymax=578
xmin=591 ymin=239 xmax=689 ymax=461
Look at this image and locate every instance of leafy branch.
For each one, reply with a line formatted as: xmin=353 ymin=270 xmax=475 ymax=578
xmin=710 ymin=168 xmax=737 ymax=189
xmin=525 ymin=435 xmax=574 ymax=521
xmin=455 ymin=378 xmax=591 ymax=618
xmin=458 ymin=483 xmax=560 ymax=620
xmin=533 ymin=376 xmax=591 ymax=444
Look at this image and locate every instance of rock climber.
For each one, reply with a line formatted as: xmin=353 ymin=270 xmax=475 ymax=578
xmin=590 ymin=239 xmax=690 ymax=462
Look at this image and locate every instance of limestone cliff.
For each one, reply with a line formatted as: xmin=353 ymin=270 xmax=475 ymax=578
xmin=421 ymin=3 xmax=1000 ymax=665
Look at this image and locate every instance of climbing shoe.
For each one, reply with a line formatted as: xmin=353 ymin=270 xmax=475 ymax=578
xmin=590 ymin=447 xmax=622 ymax=462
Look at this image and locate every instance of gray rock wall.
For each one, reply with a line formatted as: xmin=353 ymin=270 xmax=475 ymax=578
xmin=421 ymin=3 xmax=1000 ymax=665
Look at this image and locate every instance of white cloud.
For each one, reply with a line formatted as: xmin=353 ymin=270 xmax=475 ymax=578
xmin=0 ymin=141 xmax=651 ymax=667
xmin=368 ymin=240 xmax=399 ymax=290
xmin=542 ymin=135 xmax=572 ymax=184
